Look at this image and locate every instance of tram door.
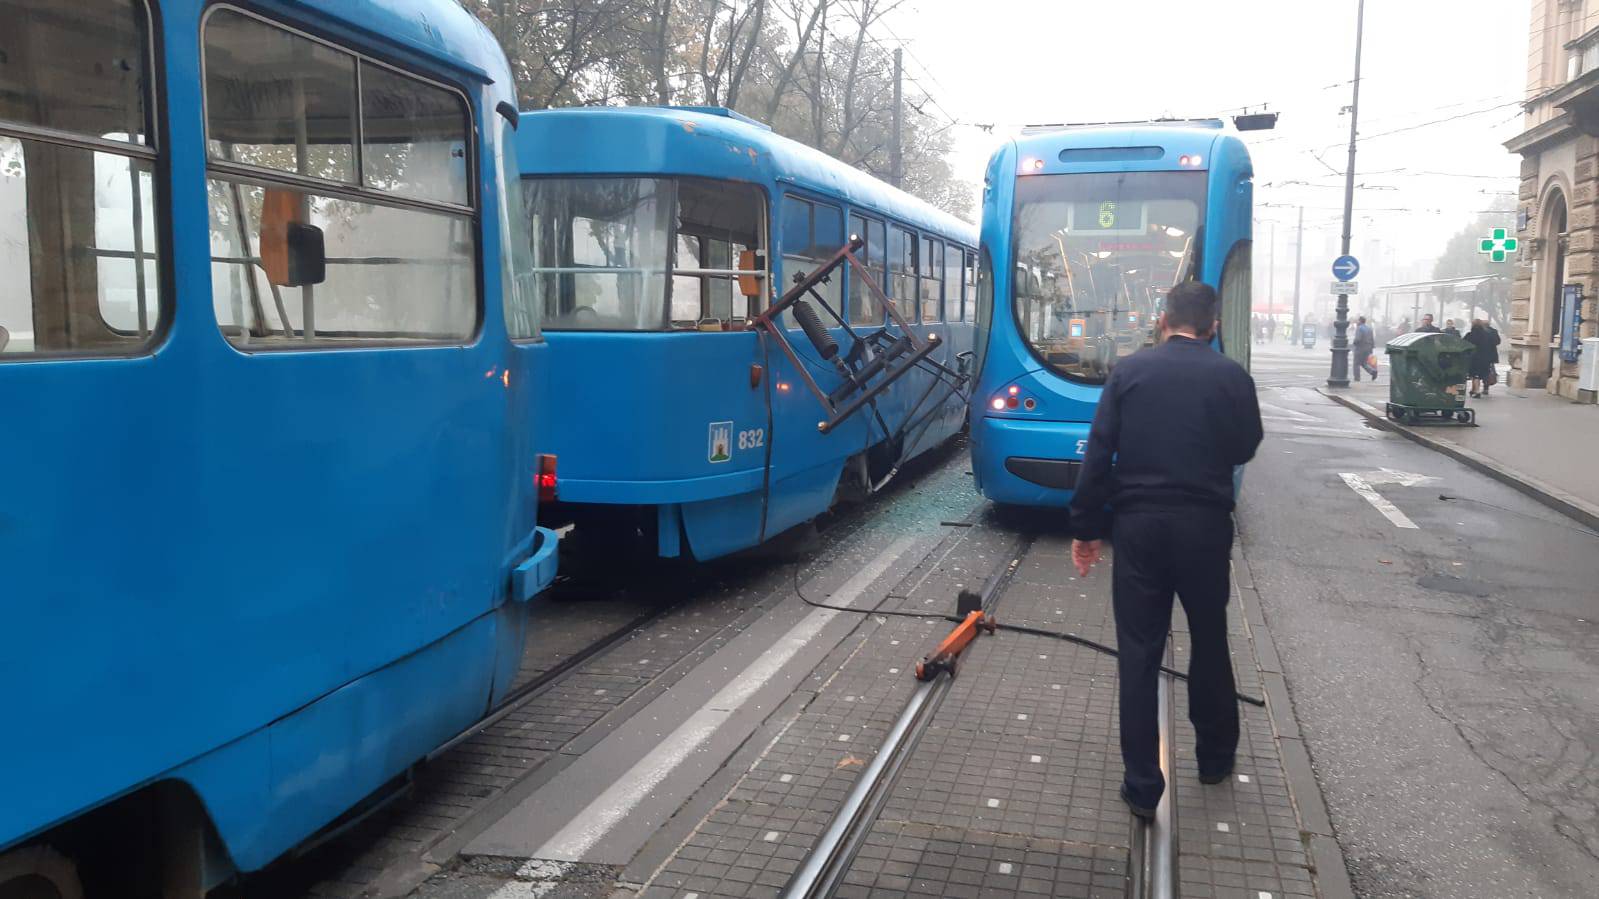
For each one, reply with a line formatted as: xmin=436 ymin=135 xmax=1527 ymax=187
xmin=1212 ymin=166 xmax=1254 ymax=370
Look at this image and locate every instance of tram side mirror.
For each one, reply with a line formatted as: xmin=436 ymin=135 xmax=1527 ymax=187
xmin=738 ymin=250 xmax=765 ymax=298
xmin=260 ymin=188 xmax=327 ymax=287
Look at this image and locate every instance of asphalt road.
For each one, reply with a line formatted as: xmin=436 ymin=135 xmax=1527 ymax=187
xmin=1241 ymin=342 xmax=1599 ymax=898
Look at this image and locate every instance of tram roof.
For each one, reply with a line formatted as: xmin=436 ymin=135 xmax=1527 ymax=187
xmin=301 ymin=0 xmax=514 ymax=103
xmin=1012 ymin=122 xmax=1226 ymax=161
xmin=515 ymin=106 xmax=977 ymax=243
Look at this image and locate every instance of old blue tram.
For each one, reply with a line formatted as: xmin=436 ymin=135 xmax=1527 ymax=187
xmin=513 ymin=107 xmax=978 ymax=561
xmin=0 ymin=0 xmax=557 ymax=894
xmin=967 ymin=121 xmax=1254 ymax=508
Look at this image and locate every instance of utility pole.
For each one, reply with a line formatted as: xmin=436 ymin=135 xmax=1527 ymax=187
xmin=1292 ymin=206 xmax=1305 ymax=347
xmin=1268 ymin=222 xmax=1276 ymax=329
xmin=890 ymin=48 xmax=903 ymax=189
xmin=1328 ymin=0 xmax=1364 ymax=387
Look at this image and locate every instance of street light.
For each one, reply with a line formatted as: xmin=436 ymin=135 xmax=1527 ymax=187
xmin=1328 ymin=0 xmax=1365 ymax=387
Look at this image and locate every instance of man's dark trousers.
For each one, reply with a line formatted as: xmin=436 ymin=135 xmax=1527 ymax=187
xmin=1112 ymin=506 xmax=1239 ymax=808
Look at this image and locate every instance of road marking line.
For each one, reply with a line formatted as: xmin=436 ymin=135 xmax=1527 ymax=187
xmin=489 ymin=860 xmax=573 ymax=899
xmin=528 ymin=537 xmax=917 ymax=862
xmin=1339 ymin=472 xmax=1419 ymax=528
xmin=1286 ymin=425 xmax=1375 ymax=439
xmin=1258 ymin=401 xmax=1323 ymax=423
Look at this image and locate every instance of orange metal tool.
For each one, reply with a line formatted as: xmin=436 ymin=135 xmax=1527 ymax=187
xmin=914 ymin=599 xmax=997 ymax=681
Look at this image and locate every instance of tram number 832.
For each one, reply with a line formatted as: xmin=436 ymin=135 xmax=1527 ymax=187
xmin=738 ymin=429 xmax=766 ymax=450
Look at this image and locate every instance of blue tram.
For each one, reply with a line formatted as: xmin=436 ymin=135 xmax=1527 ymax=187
xmin=968 ymin=121 xmax=1254 ymax=507
xmin=513 ymin=107 xmax=978 ymax=561
xmin=0 ymin=0 xmax=557 ymax=893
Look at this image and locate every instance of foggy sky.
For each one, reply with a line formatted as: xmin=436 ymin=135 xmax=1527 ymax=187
xmin=884 ymin=0 xmax=1528 ymax=307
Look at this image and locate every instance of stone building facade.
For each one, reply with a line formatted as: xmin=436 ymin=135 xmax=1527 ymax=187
xmin=1506 ymin=0 xmax=1599 ymax=400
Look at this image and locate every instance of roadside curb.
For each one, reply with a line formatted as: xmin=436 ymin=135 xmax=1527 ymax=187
xmin=1319 ymin=388 xmax=1599 ymax=533
xmin=1232 ymin=544 xmax=1357 ymax=899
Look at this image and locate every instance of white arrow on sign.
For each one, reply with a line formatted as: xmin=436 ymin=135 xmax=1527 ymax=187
xmin=1338 ymin=469 xmax=1438 ymax=528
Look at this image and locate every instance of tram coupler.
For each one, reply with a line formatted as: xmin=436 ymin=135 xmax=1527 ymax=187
xmin=914 ymin=590 xmax=996 ymax=681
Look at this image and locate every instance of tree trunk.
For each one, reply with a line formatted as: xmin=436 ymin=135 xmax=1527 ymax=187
xmin=761 ymin=1 xmax=827 ymax=123
xmin=654 ymin=0 xmax=671 ymax=104
xmin=725 ymin=0 xmax=766 ymax=111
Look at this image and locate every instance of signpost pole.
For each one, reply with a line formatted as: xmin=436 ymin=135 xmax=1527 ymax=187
xmin=1292 ymin=206 xmax=1304 ymax=346
xmin=1328 ymin=0 xmax=1365 ymax=388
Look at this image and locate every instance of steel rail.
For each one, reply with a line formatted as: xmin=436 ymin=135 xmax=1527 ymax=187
xmin=1129 ymin=640 xmax=1180 ymax=899
xmin=781 ymin=531 xmax=1032 ymax=899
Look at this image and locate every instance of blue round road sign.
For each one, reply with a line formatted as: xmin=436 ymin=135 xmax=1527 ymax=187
xmin=1332 ymin=255 xmax=1360 ymax=281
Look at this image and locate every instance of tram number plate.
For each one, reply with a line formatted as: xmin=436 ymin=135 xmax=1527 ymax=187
xmin=1075 ymin=439 xmax=1087 ymax=456
xmin=738 ymin=428 xmax=766 ymax=450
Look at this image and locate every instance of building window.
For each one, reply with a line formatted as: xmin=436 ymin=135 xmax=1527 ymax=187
xmin=1 ymin=0 xmax=163 ymax=358
xmin=203 ymin=8 xmax=478 ymax=347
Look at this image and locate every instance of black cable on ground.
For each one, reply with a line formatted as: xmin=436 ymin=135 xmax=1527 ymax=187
xmin=792 ymin=564 xmax=1267 ymax=708
xmin=1438 ymin=494 xmax=1599 ymax=538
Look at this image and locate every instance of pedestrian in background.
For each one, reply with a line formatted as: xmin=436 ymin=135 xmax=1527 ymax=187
xmin=1444 ymin=318 xmax=1461 ymax=338
xmin=1352 ymin=315 xmax=1378 ymax=381
xmin=1465 ymin=318 xmax=1501 ymax=398
xmin=1416 ymin=313 xmax=1440 ymax=333
xmin=1068 ymin=280 xmax=1263 ymax=819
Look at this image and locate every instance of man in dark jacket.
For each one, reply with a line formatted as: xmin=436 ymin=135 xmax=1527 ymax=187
xmin=1068 ymin=280 xmax=1264 ymax=818
xmin=1416 ymin=313 xmax=1441 ymax=333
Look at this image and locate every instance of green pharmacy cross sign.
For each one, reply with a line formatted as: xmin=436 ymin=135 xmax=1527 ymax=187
xmin=1478 ymin=228 xmax=1518 ymax=263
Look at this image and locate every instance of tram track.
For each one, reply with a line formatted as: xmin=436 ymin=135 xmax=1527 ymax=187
xmin=781 ymin=529 xmax=1032 ymax=899
xmin=778 ymin=520 xmax=1183 ymax=899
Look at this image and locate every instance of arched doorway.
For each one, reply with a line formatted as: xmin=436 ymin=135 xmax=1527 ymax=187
xmin=1533 ymin=189 xmax=1569 ymax=386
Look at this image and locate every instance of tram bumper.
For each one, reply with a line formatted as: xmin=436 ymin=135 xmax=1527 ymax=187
xmin=973 ymin=416 xmax=1090 ymax=507
xmin=511 ymin=526 xmax=561 ymax=602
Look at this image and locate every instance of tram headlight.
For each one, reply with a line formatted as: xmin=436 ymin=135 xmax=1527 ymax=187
xmin=990 ymin=397 xmax=1006 ymax=411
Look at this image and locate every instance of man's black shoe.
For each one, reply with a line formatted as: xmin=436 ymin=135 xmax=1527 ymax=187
xmin=1120 ymin=784 xmax=1157 ymax=820
xmin=1198 ymin=761 xmax=1235 ymax=785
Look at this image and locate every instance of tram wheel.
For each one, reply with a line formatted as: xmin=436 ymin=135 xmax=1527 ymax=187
xmin=0 ymin=845 xmax=83 ymax=899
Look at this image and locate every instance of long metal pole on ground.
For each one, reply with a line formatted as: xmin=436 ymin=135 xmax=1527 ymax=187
xmin=1328 ymin=0 xmax=1364 ymax=387
xmin=891 ymin=48 xmax=903 ymax=188
xmin=1292 ymin=206 xmax=1304 ymax=346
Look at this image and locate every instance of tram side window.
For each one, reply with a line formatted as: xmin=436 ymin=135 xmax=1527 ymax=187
xmin=972 ymin=248 xmax=995 ymax=377
xmin=204 ymin=9 xmax=477 ymax=346
xmin=525 ymin=177 xmax=671 ymax=330
xmin=848 ymin=214 xmax=887 ymax=327
xmin=941 ymin=243 xmax=960 ymax=323
xmin=780 ymin=195 xmax=843 ymax=323
xmin=920 ymin=237 xmax=943 ymax=323
xmin=671 ymin=178 xmax=765 ymax=328
xmin=963 ymin=252 xmax=977 ymax=322
xmin=499 ymin=118 xmax=540 ymax=340
xmin=1 ymin=0 xmax=164 ymax=357
xmin=888 ymin=226 xmax=918 ymax=324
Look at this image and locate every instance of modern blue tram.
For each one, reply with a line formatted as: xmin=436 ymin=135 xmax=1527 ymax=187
xmin=968 ymin=121 xmax=1254 ymax=507
xmin=0 ymin=1 xmax=557 ymax=894
xmin=513 ymin=107 xmax=979 ymax=561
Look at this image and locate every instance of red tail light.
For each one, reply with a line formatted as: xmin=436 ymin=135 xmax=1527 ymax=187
xmin=536 ymin=453 xmax=558 ymax=504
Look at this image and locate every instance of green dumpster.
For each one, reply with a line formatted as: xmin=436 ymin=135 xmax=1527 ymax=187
xmin=1383 ymin=331 xmax=1476 ymax=425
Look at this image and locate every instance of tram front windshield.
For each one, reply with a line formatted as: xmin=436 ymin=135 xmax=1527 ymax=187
xmin=1012 ymin=170 xmax=1205 ymax=384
